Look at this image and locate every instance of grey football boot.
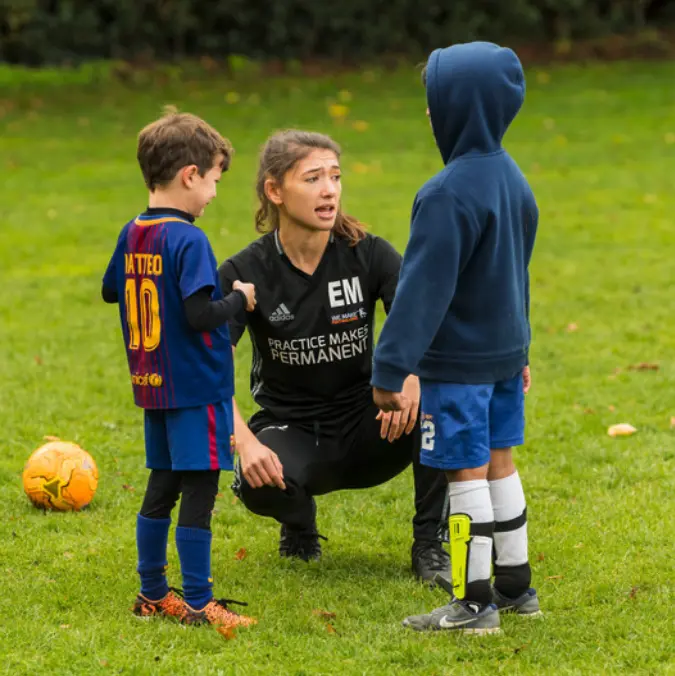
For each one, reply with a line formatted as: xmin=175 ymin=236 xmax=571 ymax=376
xmin=492 ymin=587 xmax=542 ymax=616
xmin=403 ymin=598 xmax=500 ymax=634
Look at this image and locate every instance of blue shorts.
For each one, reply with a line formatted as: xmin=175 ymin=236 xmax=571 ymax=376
xmin=420 ymin=374 xmax=525 ymax=471
xmin=144 ymin=400 xmax=234 ymax=471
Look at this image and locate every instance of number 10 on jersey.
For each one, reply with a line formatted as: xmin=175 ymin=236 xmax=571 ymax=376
xmin=125 ymin=277 xmax=161 ymax=351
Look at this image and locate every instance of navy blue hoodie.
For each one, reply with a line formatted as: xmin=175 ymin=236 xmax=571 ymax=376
xmin=372 ymin=42 xmax=538 ymax=391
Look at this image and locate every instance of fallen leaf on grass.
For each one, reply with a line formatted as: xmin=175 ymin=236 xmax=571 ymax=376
xmin=573 ymin=543 xmax=584 ymax=549
xmin=216 ymin=625 xmax=236 ymax=640
xmin=312 ymin=609 xmax=337 ymax=620
xmin=608 ymin=423 xmax=637 ymax=437
xmin=537 ymin=553 xmax=545 ymax=562
xmin=328 ymin=103 xmax=349 ymax=120
xmin=234 ymin=547 xmax=247 ymax=561
xmin=34 ymin=355 xmax=43 ymax=365
xmin=545 ymin=575 xmax=563 ymax=581
xmin=629 ymin=586 xmax=639 ymax=599
xmin=326 ymin=623 xmax=338 ymax=634
xmin=627 ymin=362 xmax=659 ymax=371
xmin=122 ymin=484 xmax=135 ymax=492
xmin=513 ymin=643 xmax=529 ymax=655
xmin=566 ymin=322 xmax=579 ymax=332
xmin=608 ymin=405 xmax=616 ymax=412
xmin=60 ymin=624 xmax=70 ymax=629
xmin=670 ymin=416 xmax=675 ymax=430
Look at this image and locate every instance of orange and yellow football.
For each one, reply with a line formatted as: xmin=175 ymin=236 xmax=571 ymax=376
xmin=22 ymin=439 xmax=99 ymax=511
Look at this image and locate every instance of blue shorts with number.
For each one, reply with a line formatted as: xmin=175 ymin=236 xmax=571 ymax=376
xmin=419 ymin=374 xmax=525 ymax=471
xmin=144 ymin=400 xmax=234 ymax=471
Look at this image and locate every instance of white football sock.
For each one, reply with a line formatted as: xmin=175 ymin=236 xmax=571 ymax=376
xmin=449 ymin=479 xmax=494 ymax=606
xmin=490 ymin=471 xmax=528 ymax=567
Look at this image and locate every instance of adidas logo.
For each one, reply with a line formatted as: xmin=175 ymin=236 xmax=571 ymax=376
xmin=269 ymin=303 xmax=294 ymax=322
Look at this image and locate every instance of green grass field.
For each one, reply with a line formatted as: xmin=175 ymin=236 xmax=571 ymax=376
xmin=1 ymin=59 xmax=675 ymax=675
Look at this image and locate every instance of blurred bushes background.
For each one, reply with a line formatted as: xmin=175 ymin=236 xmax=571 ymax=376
xmin=1 ymin=0 xmax=674 ymax=65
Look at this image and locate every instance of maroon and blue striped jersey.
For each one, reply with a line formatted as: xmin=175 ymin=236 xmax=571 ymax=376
xmin=103 ymin=209 xmax=234 ymax=409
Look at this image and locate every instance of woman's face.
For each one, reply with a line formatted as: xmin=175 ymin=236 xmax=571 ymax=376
xmin=266 ymin=148 xmax=342 ymax=232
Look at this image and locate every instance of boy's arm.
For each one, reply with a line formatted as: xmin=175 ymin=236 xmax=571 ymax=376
xmin=524 ymin=199 xmax=538 ymax=364
xmin=184 ymin=287 xmax=246 ymax=332
xmin=176 ymin=232 xmax=247 ymax=331
xmin=218 ymin=259 xmax=249 ymax=345
xmin=371 ymin=236 xmax=422 ymax=438
xmin=101 ymin=237 xmax=122 ymax=304
xmin=372 ymin=191 xmax=480 ymax=393
xmin=101 ymin=285 xmax=118 ymax=304
xmin=524 ymin=269 xmax=530 ymax=363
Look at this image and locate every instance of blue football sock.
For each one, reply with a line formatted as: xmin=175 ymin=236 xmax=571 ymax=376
xmin=175 ymin=526 xmax=213 ymax=610
xmin=136 ymin=514 xmax=171 ymax=600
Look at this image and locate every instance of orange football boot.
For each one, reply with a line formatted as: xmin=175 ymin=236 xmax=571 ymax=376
xmin=182 ymin=597 xmax=257 ymax=629
xmin=132 ymin=588 xmax=187 ymax=620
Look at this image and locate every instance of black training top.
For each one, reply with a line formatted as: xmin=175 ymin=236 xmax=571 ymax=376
xmin=218 ymin=230 xmax=401 ymax=425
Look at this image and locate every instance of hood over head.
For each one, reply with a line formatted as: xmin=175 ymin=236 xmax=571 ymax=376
xmin=426 ymin=42 xmax=525 ymax=163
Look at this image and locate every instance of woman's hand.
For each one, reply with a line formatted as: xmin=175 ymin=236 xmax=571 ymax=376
xmin=238 ymin=437 xmax=286 ymax=489
xmin=375 ymin=375 xmax=420 ymax=442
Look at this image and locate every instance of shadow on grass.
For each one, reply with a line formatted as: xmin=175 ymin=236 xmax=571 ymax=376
xmin=275 ymin=548 xmax=411 ymax=584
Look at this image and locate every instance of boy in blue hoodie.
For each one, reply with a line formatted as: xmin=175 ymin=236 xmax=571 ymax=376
xmin=372 ymin=42 xmax=540 ymax=634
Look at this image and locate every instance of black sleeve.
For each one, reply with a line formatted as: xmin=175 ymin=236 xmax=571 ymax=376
xmin=101 ymin=284 xmax=119 ymax=304
xmin=184 ymin=287 xmax=246 ymax=332
xmin=217 ymin=259 xmax=248 ymax=346
xmin=371 ymin=237 xmax=402 ymax=314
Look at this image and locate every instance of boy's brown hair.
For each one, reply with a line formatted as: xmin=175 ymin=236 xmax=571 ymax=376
xmin=137 ymin=109 xmax=233 ymax=191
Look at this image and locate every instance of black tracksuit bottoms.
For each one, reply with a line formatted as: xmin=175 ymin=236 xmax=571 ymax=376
xmin=233 ymin=402 xmax=449 ymax=542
